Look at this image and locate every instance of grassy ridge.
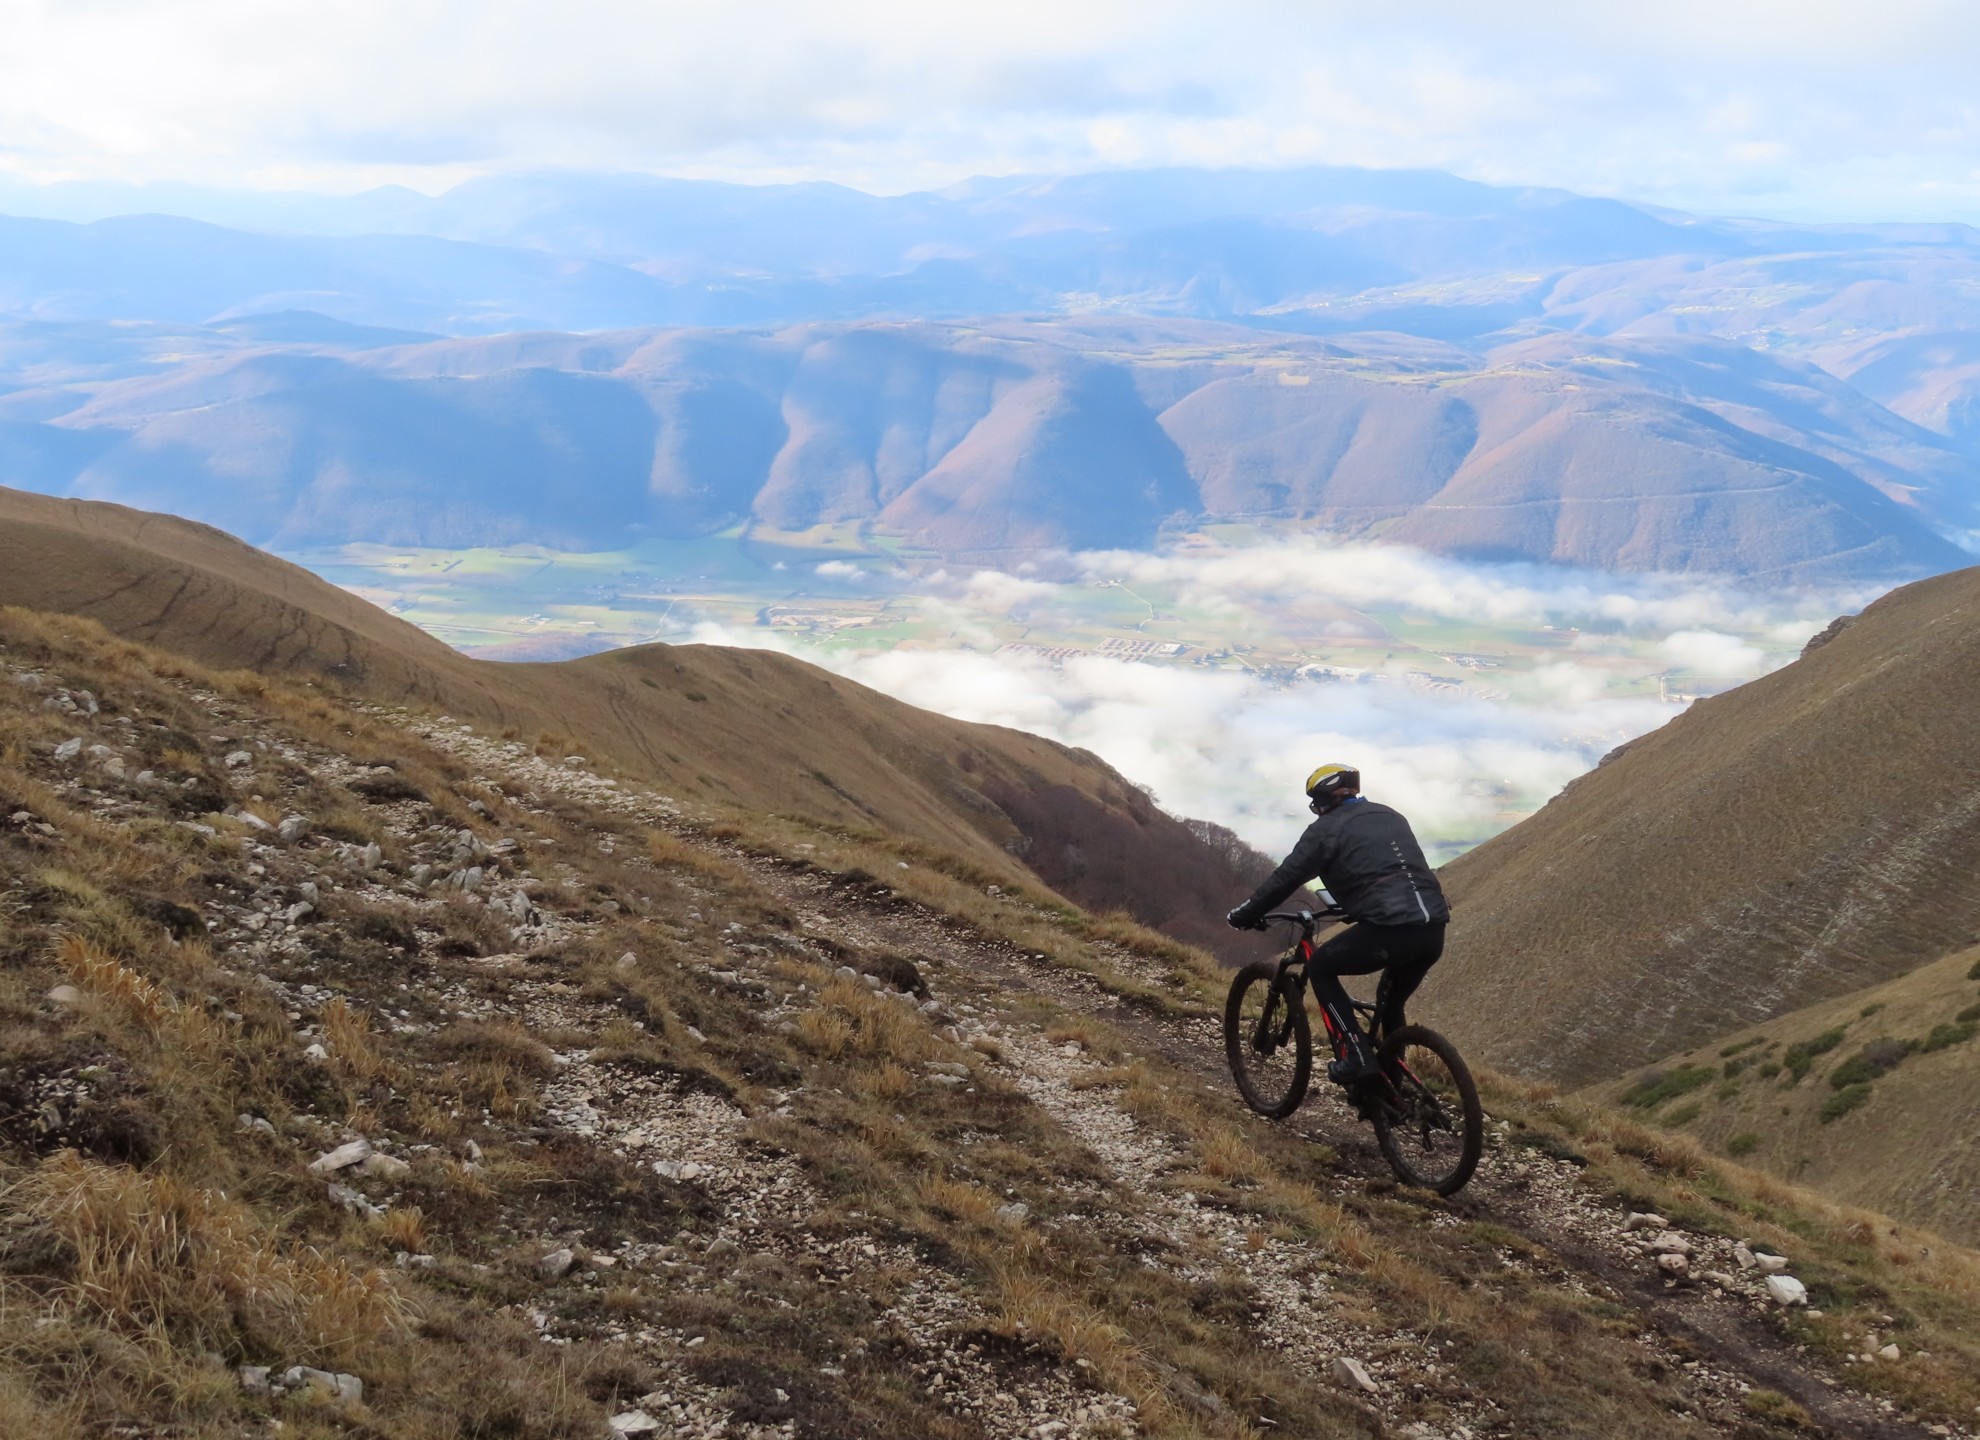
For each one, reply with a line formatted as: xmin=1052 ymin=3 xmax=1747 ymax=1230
xmin=1589 ymin=943 xmax=1980 ymax=1248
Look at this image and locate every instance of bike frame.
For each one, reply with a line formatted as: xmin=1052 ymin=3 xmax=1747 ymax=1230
xmin=1273 ymin=950 xmax=1360 ymax=1068
xmin=1262 ymin=911 xmax=1425 ymax=1105
xmin=1262 ymin=913 xmax=1355 ymax=1064
xmin=1229 ymin=910 xmax=1482 ymax=1192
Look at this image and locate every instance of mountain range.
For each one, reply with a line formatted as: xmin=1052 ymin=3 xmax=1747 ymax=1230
xmin=3 ymin=164 xmax=1979 ymax=577
xmin=1 ymin=316 xmax=1972 ymax=578
xmin=0 ymin=167 xmax=1976 ymax=361
xmin=7 ymin=165 xmax=1980 ymax=1431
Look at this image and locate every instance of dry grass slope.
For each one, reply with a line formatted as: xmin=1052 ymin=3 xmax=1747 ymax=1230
xmin=1586 ymin=943 xmax=1980 ymax=1247
xmin=1437 ymin=562 xmax=1980 ymax=1085
xmin=0 ymin=484 xmax=1269 ymax=960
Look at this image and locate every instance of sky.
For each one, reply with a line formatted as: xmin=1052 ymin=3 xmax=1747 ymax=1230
xmin=3 ymin=1 xmax=1979 ymax=222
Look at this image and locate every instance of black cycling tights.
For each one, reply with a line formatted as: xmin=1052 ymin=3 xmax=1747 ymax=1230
xmin=1304 ymin=920 xmax=1447 ymax=1062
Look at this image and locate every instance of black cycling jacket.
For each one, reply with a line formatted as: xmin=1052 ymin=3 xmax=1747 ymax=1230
xmin=1242 ymin=797 xmax=1450 ymax=926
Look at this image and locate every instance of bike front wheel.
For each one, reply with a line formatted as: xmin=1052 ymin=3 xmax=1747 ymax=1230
xmin=1224 ymin=960 xmax=1312 ymax=1119
xmin=1370 ymin=1025 xmax=1483 ymax=1195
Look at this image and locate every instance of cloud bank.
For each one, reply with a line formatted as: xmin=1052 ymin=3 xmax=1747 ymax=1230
xmin=689 ymin=539 xmax=1867 ymax=863
xmin=4 ymin=2 xmax=1980 ymax=222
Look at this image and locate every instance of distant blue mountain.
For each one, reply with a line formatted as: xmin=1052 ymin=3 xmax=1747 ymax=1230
xmin=3 ymin=166 xmax=1976 ymax=343
xmin=3 ymin=165 xmax=1979 ymax=578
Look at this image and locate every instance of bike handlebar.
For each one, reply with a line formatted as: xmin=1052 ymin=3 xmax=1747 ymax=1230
xmin=1259 ymin=906 xmax=1349 ymax=932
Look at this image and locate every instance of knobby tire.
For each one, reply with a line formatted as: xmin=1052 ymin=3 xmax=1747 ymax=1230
xmin=1224 ymin=960 xmax=1311 ymax=1119
xmin=1370 ymin=1024 xmax=1483 ymax=1195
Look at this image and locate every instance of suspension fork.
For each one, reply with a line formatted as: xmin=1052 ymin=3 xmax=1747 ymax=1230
xmin=1253 ymin=956 xmax=1307 ymax=1051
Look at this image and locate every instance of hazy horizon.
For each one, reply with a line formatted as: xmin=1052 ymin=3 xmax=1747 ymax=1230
xmin=3 ymin=159 xmax=1978 ymax=234
xmin=5 ymin=3 xmax=1980 ymax=227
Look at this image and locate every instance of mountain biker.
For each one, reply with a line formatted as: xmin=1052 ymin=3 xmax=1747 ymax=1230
xmin=1225 ymin=763 xmax=1449 ymax=1094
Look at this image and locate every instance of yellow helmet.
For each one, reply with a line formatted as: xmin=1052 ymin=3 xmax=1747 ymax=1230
xmin=1304 ymin=763 xmax=1361 ymax=799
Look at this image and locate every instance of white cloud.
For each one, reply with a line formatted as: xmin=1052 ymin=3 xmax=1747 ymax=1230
xmin=1658 ymin=629 xmax=1767 ymax=675
xmin=1074 ymin=539 xmax=1876 ymax=638
xmin=957 ymin=569 xmax=1060 ymax=612
xmin=1 ymin=2 xmax=1979 ymax=221
xmin=688 ymin=536 xmax=1857 ymax=864
xmin=696 ymin=623 xmax=1670 ymax=863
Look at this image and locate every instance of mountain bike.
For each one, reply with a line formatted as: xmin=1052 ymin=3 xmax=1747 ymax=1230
xmin=1223 ymin=909 xmax=1483 ymax=1195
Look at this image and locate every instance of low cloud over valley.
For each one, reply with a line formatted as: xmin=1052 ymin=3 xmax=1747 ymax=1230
xmin=688 ymin=538 xmax=1868 ymax=863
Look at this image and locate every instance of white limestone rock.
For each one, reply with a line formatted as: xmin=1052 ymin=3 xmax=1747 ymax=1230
xmin=1330 ymin=1356 xmax=1379 ymax=1394
xmin=308 ymin=1138 xmax=374 ymax=1175
xmin=1765 ymin=1275 xmax=1809 ymax=1307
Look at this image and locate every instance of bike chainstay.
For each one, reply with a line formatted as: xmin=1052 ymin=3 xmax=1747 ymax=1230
xmin=1384 ymin=1064 xmax=1454 ymax=1133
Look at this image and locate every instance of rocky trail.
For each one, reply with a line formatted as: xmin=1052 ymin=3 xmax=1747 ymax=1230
xmin=6 ymin=632 xmax=1978 ymax=1440
xmin=403 ymin=711 xmax=1975 ymax=1440
xmin=729 ymin=848 xmax=1963 ymax=1440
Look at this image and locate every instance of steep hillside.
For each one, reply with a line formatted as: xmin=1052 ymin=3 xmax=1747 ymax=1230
xmin=1487 ymin=332 xmax=1980 ymax=531
xmin=1434 ymin=563 xmax=1980 ymax=1085
xmin=6 ymin=318 xmax=1972 ymax=578
xmin=1588 ymin=945 xmax=1980 ymax=1246
xmin=1824 ymin=330 xmax=1980 ymax=463
xmin=0 ymin=486 xmax=1266 ymax=959
xmin=4 ymin=604 xmax=1980 ymax=1438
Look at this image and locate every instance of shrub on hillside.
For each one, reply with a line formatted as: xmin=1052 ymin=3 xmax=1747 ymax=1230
xmin=1620 ymin=1065 xmax=1715 ymax=1110
xmin=1969 ymin=958 xmax=1980 ymax=981
xmin=1725 ymin=1132 xmax=1760 ymax=1157
xmin=1922 ymin=1020 xmax=1979 ymax=1053
xmin=1821 ymin=1083 xmax=1874 ymax=1123
xmin=1828 ymin=1038 xmax=1916 ymax=1089
xmin=1744 ymin=1390 xmax=1812 ymax=1427
xmin=1783 ymin=1028 xmax=1847 ymax=1082
xmin=1956 ymin=1002 xmax=1980 ymax=1024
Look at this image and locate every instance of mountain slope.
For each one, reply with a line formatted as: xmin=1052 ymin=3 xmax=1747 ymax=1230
xmin=1587 ymin=945 xmax=1980 ymax=1246
xmin=8 ymin=318 xmax=1973 ymax=578
xmin=8 ymin=602 xmax=1980 ymax=1437
xmin=1432 ymin=562 xmax=1980 ymax=1085
xmin=1824 ymin=329 xmax=1980 ymax=464
xmin=0 ymin=485 xmax=1266 ymax=957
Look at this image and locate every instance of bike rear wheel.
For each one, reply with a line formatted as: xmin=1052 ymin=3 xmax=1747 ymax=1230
xmin=1370 ymin=1025 xmax=1483 ymax=1195
xmin=1224 ymin=960 xmax=1312 ymax=1118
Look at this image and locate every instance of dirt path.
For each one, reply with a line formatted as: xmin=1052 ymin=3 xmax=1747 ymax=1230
xmin=735 ymin=851 xmax=1955 ymax=1440
xmin=394 ymin=714 xmax=1965 ymax=1440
